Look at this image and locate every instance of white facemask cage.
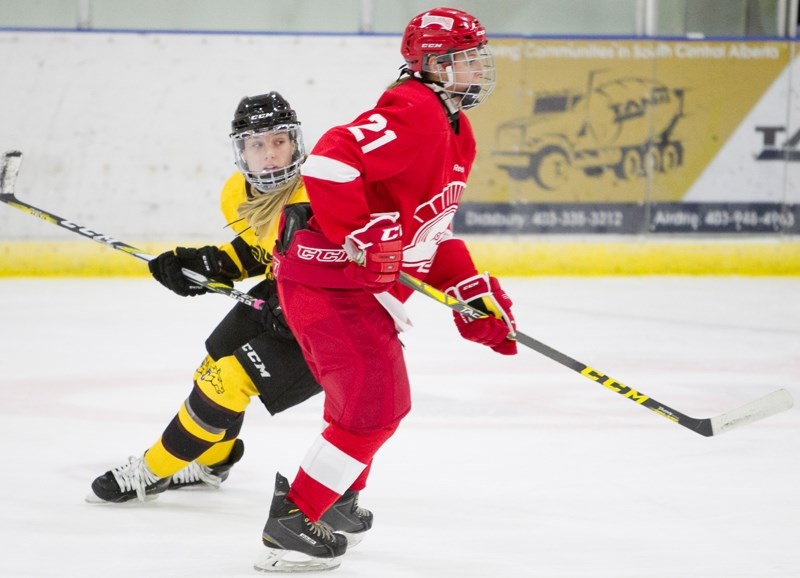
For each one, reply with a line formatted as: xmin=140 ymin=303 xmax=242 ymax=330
xmin=231 ymin=124 xmax=305 ymax=194
xmin=423 ymin=44 xmax=496 ymax=110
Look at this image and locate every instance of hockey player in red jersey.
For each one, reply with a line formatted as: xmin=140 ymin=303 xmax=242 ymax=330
xmin=87 ymin=92 xmax=372 ymax=547
xmin=257 ymin=7 xmax=517 ymax=572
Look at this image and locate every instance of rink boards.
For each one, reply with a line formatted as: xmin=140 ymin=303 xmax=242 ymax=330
xmin=1 ymin=239 xmax=799 ymax=276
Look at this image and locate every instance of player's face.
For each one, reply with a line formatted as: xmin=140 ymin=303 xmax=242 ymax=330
xmin=427 ymin=47 xmax=486 ymax=104
xmin=447 ymin=48 xmax=485 ymax=92
xmin=241 ymin=131 xmax=295 ymax=173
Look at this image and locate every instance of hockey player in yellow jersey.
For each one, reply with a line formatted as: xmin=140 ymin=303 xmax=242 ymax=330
xmin=88 ymin=92 xmax=373 ymax=548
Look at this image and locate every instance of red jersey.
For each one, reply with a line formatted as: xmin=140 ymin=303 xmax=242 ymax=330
xmin=276 ymin=78 xmax=480 ymax=303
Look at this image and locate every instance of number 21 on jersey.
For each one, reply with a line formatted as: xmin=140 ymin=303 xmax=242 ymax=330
xmin=348 ymin=114 xmax=397 ymax=153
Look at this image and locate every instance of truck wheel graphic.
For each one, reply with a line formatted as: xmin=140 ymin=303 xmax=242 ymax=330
xmin=532 ymin=146 xmax=571 ymax=191
xmin=644 ymin=146 xmax=662 ymax=175
xmin=614 ymin=148 xmax=643 ymax=180
xmin=660 ymin=143 xmax=681 ymax=172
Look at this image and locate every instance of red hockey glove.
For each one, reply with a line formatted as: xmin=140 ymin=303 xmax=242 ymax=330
xmin=343 ymin=213 xmax=403 ymax=293
xmin=447 ymin=273 xmax=517 ymax=355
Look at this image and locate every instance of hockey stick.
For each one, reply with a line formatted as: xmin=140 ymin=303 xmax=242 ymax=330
xmin=0 ymin=150 xmax=265 ymax=310
xmin=3 ymin=149 xmax=792 ymax=434
xmin=398 ymin=272 xmax=793 ymax=437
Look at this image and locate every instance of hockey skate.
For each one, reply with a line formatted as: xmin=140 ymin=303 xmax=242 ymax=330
xmin=87 ymin=454 xmax=170 ymax=503
xmin=321 ymin=490 xmax=373 ymax=548
xmin=169 ymin=438 xmax=245 ymax=490
xmin=255 ymin=472 xmax=347 ymax=573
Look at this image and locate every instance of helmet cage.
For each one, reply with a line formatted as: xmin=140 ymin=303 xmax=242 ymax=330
xmin=423 ymin=44 xmax=496 ymax=110
xmin=231 ymin=124 xmax=305 ymax=194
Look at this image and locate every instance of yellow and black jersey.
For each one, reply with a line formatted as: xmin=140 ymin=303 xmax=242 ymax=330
xmin=215 ymin=172 xmax=309 ymax=281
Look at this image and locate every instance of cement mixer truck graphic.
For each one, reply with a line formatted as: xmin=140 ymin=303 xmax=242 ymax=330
xmin=493 ymin=74 xmax=685 ymax=191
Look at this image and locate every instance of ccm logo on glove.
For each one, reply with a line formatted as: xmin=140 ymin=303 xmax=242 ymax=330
xmin=343 ymin=213 xmax=403 ymax=293
xmin=378 ymin=225 xmax=402 ymax=243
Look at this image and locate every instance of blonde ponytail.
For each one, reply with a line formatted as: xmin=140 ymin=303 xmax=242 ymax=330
xmin=237 ymin=178 xmax=301 ymax=237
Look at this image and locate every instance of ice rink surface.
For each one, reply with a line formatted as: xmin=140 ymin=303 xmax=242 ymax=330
xmin=1 ymin=276 xmax=798 ymax=578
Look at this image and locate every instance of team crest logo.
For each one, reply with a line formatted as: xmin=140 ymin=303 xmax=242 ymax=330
xmin=404 ymin=181 xmax=465 ymax=273
xmin=250 ymin=245 xmax=271 ymax=266
xmin=197 ymin=357 xmax=224 ymax=394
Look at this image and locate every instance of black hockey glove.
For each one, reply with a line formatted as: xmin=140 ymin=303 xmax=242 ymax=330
xmin=259 ymin=279 xmax=294 ymax=340
xmin=148 ymin=246 xmax=239 ymax=297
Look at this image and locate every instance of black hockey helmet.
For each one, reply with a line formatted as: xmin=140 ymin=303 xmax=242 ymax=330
xmin=231 ymin=92 xmax=298 ymax=134
xmin=230 ymin=92 xmax=305 ymax=194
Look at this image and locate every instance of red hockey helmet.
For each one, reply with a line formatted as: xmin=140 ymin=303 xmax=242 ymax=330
xmin=401 ymin=7 xmax=488 ymax=73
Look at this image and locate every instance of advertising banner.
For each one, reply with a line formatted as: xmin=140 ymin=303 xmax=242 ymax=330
xmin=458 ymin=39 xmax=799 ymax=234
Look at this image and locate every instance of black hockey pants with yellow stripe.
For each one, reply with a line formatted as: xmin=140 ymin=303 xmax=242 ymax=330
xmin=144 ymin=279 xmax=321 ymax=478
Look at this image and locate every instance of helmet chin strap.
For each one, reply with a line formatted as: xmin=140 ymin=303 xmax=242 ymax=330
xmin=410 ymin=69 xmax=461 ymax=116
xmin=441 ymin=64 xmax=456 ymax=89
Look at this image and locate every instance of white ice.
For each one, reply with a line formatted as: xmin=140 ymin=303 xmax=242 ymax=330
xmin=1 ymin=276 xmax=798 ymax=578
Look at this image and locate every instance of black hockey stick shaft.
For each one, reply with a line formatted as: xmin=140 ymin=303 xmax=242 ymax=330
xmin=399 ymin=271 xmax=792 ymax=436
xmin=0 ymin=150 xmax=265 ymax=310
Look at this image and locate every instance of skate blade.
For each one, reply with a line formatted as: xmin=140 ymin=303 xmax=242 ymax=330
xmin=340 ymin=530 xmax=365 ymax=549
xmin=84 ymin=492 xmax=161 ymax=504
xmin=253 ymin=547 xmax=341 ymax=573
xmin=166 ymin=483 xmax=220 ymax=492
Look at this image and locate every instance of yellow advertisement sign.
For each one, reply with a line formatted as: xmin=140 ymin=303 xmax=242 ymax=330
xmin=467 ymin=39 xmax=789 ymax=204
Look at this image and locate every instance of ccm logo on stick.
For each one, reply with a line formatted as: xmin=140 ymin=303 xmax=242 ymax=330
xmin=580 ymin=366 xmax=650 ymax=403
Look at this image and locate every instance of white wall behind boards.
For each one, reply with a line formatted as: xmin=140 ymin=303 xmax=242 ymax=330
xmin=0 ymin=31 xmax=399 ymax=242
xmin=3 ymin=30 xmax=800 ymax=279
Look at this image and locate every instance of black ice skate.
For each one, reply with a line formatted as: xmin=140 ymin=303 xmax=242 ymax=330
xmin=321 ymin=490 xmax=374 ymax=548
xmin=87 ymin=454 xmax=170 ymax=503
xmin=169 ymin=438 xmax=245 ymax=490
xmin=254 ymin=472 xmax=347 ymax=573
